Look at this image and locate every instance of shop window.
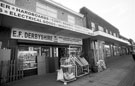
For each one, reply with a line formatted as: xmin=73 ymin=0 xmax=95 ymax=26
xmin=36 ymin=2 xmax=57 ymax=18
xmin=68 ymin=45 xmax=82 ymax=57
xmin=18 ymin=46 xmax=38 ymax=71
xmin=68 ymin=15 xmax=75 ymax=24
xmin=4 ymin=0 xmax=15 ymax=4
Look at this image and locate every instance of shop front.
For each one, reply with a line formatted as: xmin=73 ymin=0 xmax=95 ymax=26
xmin=10 ymin=28 xmax=83 ymax=77
xmin=82 ymin=31 xmax=130 ymax=73
xmin=0 ymin=1 xmax=93 ymax=83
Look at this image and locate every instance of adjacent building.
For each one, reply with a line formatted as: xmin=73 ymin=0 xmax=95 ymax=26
xmin=80 ymin=7 xmax=130 ymax=70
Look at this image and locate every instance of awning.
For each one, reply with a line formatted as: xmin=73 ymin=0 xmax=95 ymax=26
xmin=93 ymin=31 xmax=130 ymax=46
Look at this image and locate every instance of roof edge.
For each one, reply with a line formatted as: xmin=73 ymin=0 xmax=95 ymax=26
xmin=45 ymin=0 xmax=84 ymax=17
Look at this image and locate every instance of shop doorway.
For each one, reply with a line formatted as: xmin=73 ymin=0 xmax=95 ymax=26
xmin=47 ymin=47 xmax=68 ymax=73
xmin=42 ymin=46 xmax=68 ymax=73
xmin=58 ymin=47 xmax=68 ymax=69
xmin=41 ymin=46 xmax=55 ymax=73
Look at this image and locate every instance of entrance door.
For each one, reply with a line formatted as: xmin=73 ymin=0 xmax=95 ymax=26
xmin=48 ymin=47 xmax=56 ymax=73
xmin=58 ymin=47 xmax=68 ymax=68
xmin=42 ymin=46 xmax=55 ymax=73
xmin=42 ymin=46 xmax=68 ymax=73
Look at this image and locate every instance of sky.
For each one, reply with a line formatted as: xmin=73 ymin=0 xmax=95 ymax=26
xmin=53 ymin=0 xmax=135 ymax=41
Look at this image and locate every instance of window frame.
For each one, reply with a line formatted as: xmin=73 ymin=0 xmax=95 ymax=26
xmin=36 ymin=2 xmax=57 ymax=18
xmin=67 ymin=15 xmax=75 ymax=24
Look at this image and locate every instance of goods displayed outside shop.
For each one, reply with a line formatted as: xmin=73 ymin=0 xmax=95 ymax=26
xmin=57 ymin=45 xmax=89 ymax=85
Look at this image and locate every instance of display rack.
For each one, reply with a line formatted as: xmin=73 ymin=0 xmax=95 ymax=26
xmin=57 ymin=45 xmax=89 ymax=85
xmin=57 ymin=56 xmax=89 ymax=85
xmin=71 ymin=56 xmax=89 ymax=77
xmin=60 ymin=65 xmax=76 ymax=85
xmin=57 ymin=57 xmax=76 ymax=85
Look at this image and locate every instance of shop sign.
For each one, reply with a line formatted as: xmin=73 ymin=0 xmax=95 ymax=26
xmin=0 ymin=1 xmax=92 ymax=35
xmin=11 ymin=29 xmax=54 ymax=42
xmin=58 ymin=36 xmax=82 ymax=45
xmin=11 ymin=29 xmax=82 ymax=45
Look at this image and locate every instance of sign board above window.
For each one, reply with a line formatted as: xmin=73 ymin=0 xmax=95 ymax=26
xmin=11 ymin=28 xmax=82 ymax=45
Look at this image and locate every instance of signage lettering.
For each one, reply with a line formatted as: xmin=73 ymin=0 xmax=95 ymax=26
xmin=0 ymin=1 xmax=92 ymax=35
xmin=11 ymin=29 xmax=82 ymax=45
xmin=18 ymin=31 xmax=22 ymax=37
xmin=12 ymin=30 xmax=17 ymax=37
xmin=0 ymin=2 xmax=10 ymax=9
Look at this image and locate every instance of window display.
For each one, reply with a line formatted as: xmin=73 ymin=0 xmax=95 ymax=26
xmin=68 ymin=45 xmax=82 ymax=56
xmin=18 ymin=51 xmax=37 ymax=70
xmin=57 ymin=57 xmax=76 ymax=85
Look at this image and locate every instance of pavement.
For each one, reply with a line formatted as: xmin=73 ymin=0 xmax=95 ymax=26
xmin=3 ymin=55 xmax=135 ymax=86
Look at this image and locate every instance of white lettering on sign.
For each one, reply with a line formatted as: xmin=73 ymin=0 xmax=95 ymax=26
xmin=0 ymin=1 xmax=92 ymax=35
xmin=11 ymin=28 xmax=82 ymax=45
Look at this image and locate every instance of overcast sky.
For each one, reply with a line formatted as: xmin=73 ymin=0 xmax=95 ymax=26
xmin=54 ymin=0 xmax=135 ymax=41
